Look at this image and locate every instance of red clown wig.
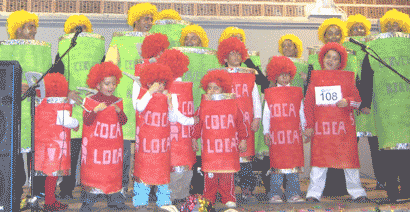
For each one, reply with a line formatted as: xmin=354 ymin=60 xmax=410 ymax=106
xmin=266 ymin=56 xmax=297 ymax=82
xmin=200 ymin=69 xmax=233 ymax=93
xmin=44 ymin=73 xmax=69 ymax=97
xmin=157 ymin=49 xmax=190 ymax=79
xmin=86 ymin=62 xmax=123 ymax=89
xmin=141 ymin=33 xmax=170 ymax=59
xmin=319 ymin=42 xmax=348 ymax=70
xmin=139 ymin=63 xmax=174 ymax=90
xmin=217 ymin=37 xmax=248 ymax=65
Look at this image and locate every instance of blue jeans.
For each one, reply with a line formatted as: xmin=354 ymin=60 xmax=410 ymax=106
xmin=268 ymin=173 xmax=301 ymax=199
xmin=133 ymin=182 xmax=171 ymax=207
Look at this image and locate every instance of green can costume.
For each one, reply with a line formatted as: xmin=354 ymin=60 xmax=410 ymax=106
xmin=149 ymin=20 xmax=191 ymax=48
xmin=0 ymin=40 xmax=52 ymax=153
xmin=366 ymin=32 xmax=410 ymax=149
xmin=58 ymin=32 xmax=105 ymax=139
xmin=109 ymin=31 xmax=149 ymax=140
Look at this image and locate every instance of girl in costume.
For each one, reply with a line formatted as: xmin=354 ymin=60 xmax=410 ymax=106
xmin=380 ymin=9 xmax=410 ymax=33
xmin=263 ymin=56 xmax=306 ymax=204
xmin=191 ymin=69 xmax=248 ymax=208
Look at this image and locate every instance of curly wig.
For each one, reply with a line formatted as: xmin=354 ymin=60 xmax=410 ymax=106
xmin=200 ymin=69 xmax=233 ymax=93
xmin=139 ymin=63 xmax=174 ymax=90
xmin=64 ymin=15 xmax=93 ymax=34
xmin=86 ymin=62 xmax=123 ymax=89
xmin=217 ymin=37 xmax=248 ymax=65
xmin=380 ymin=9 xmax=410 ymax=33
xmin=153 ymin=9 xmax=182 ymax=23
xmin=318 ymin=18 xmax=347 ymax=44
xmin=141 ymin=33 xmax=170 ymax=59
xmin=180 ymin=25 xmax=209 ymax=47
xmin=127 ymin=3 xmax=158 ymax=26
xmin=7 ymin=10 xmax=39 ymax=39
xmin=346 ymin=14 xmax=371 ymax=36
xmin=319 ymin=42 xmax=348 ymax=70
xmin=44 ymin=73 xmax=69 ymax=97
xmin=157 ymin=49 xmax=190 ymax=79
xmin=266 ymin=56 xmax=297 ymax=82
xmin=218 ymin=27 xmax=246 ymax=44
xmin=278 ymin=34 xmax=303 ymax=58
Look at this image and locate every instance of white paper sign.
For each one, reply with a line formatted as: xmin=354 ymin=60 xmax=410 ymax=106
xmin=315 ymin=85 xmax=342 ymax=105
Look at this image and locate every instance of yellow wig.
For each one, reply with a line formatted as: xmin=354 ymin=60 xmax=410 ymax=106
xmin=218 ymin=27 xmax=246 ymax=44
xmin=180 ymin=25 xmax=209 ymax=47
xmin=7 ymin=10 xmax=39 ymax=39
xmin=64 ymin=15 xmax=93 ymax=34
xmin=380 ymin=9 xmax=410 ymax=33
xmin=127 ymin=3 xmax=158 ymax=26
xmin=346 ymin=14 xmax=371 ymax=36
xmin=278 ymin=34 xmax=303 ymax=58
xmin=318 ymin=18 xmax=347 ymax=44
xmin=153 ymin=9 xmax=181 ymax=23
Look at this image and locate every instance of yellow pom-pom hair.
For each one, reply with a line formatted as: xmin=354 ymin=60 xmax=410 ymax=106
xmin=218 ymin=27 xmax=246 ymax=44
xmin=180 ymin=24 xmax=209 ymax=47
xmin=346 ymin=14 xmax=371 ymax=36
xmin=278 ymin=34 xmax=303 ymax=58
xmin=380 ymin=9 xmax=410 ymax=33
xmin=6 ymin=10 xmax=39 ymax=39
xmin=127 ymin=3 xmax=158 ymax=26
xmin=318 ymin=18 xmax=347 ymax=44
xmin=64 ymin=15 xmax=93 ymax=34
xmin=153 ymin=9 xmax=181 ymax=23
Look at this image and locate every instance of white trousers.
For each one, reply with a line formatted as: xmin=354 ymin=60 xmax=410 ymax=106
xmin=306 ymin=167 xmax=367 ymax=200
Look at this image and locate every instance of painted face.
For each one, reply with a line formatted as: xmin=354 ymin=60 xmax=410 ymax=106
xmin=15 ymin=21 xmax=37 ymax=40
xmin=96 ymin=76 xmax=117 ymax=96
xmin=225 ymin=51 xmax=242 ymax=67
xmin=206 ymin=82 xmax=223 ymax=95
xmin=276 ymin=73 xmax=291 ymax=86
xmin=184 ymin=33 xmax=202 ymax=47
xmin=349 ymin=23 xmax=366 ymax=37
xmin=385 ymin=21 xmax=402 ymax=33
xmin=323 ymin=50 xmax=341 ymax=70
xmin=324 ymin=25 xmax=342 ymax=44
xmin=70 ymin=24 xmax=88 ymax=33
xmin=282 ymin=39 xmax=298 ymax=58
xmin=230 ymin=34 xmax=243 ymax=42
xmin=148 ymin=81 xmax=166 ymax=93
xmin=134 ymin=14 xmax=154 ymax=32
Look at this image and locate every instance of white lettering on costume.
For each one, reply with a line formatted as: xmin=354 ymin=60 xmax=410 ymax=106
xmin=141 ymin=138 xmax=171 ymax=153
xmin=270 ymin=103 xmax=297 ymax=118
xmin=93 ymin=148 xmax=123 ymax=165
xmin=314 ymin=122 xmax=347 ymax=135
xmin=144 ymin=111 xmax=168 ymax=127
xmin=93 ymin=121 xmax=122 ymax=139
xmin=81 ymin=137 xmax=88 ymax=165
xmin=269 ymin=130 xmax=300 ymax=145
xmin=206 ymin=138 xmax=238 ymax=153
xmin=233 ymin=84 xmax=250 ymax=98
xmin=205 ymin=114 xmax=235 ymax=130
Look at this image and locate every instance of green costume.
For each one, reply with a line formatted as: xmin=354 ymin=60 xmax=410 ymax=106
xmin=149 ymin=20 xmax=191 ymax=48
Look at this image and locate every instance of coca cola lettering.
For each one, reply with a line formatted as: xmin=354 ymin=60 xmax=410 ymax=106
xmin=182 ymin=101 xmax=194 ymax=116
xmin=315 ymin=121 xmax=346 ymax=135
xmin=93 ymin=148 xmax=123 ymax=165
xmin=144 ymin=111 xmax=168 ymax=127
xmin=205 ymin=114 xmax=235 ymax=130
xmin=268 ymin=130 xmax=300 ymax=145
xmin=206 ymin=138 xmax=238 ymax=153
xmin=270 ymin=103 xmax=297 ymax=118
xmin=232 ymin=83 xmax=250 ymax=98
xmin=139 ymin=137 xmax=171 ymax=153
xmin=93 ymin=121 xmax=122 ymax=139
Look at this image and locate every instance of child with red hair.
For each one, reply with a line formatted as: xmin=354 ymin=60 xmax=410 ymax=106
xmin=80 ymin=62 xmax=129 ymax=211
xmin=35 ymin=73 xmax=79 ymax=211
xmin=263 ymin=56 xmax=306 ymax=204
xmin=191 ymin=69 xmax=248 ymax=208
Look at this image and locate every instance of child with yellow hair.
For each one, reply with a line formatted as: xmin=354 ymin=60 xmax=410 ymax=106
xmin=128 ymin=2 xmax=158 ymax=32
xmin=380 ymin=9 xmax=410 ymax=33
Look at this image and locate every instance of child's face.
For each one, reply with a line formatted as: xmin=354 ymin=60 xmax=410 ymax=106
xmin=96 ymin=76 xmax=117 ymax=96
xmin=324 ymin=25 xmax=342 ymax=44
xmin=207 ymin=82 xmax=223 ymax=95
xmin=323 ymin=50 xmax=341 ymax=70
xmin=385 ymin=21 xmax=402 ymax=33
xmin=282 ymin=39 xmax=298 ymax=58
xmin=224 ymin=50 xmax=242 ymax=67
xmin=276 ymin=73 xmax=291 ymax=86
xmin=148 ymin=81 xmax=166 ymax=93
xmin=349 ymin=23 xmax=366 ymax=37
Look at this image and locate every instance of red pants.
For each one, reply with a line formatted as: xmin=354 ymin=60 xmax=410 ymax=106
xmin=203 ymin=172 xmax=236 ymax=204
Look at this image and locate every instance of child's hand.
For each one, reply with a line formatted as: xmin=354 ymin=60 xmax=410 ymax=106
xmin=93 ymin=103 xmax=107 ymax=113
xmin=194 ymin=116 xmax=200 ymax=124
xmin=73 ymin=125 xmax=80 ymax=132
xmin=336 ymin=98 xmax=348 ymax=108
xmin=304 ymin=128 xmax=314 ymax=137
xmin=360 ymin=107 xmax=371 ymax=114
xmin=165 ymin=92 xmax=172 ymax=109
xmin=21 ymin=83 xmax=29 ymax=95
xmin=264 ymin=134 xmax=271 ymax=146
xmin=112 ymin=104 xmax=121 ymax=113
xmin=300 ymin=72 xmax=307 ymax=82
xmin=68 ymin=90 xmax=83 ymax=106
xmin=192 ymin=139 xmax=199 ymax=152
xmin=239 ymin=140 xmax=247 ymax=152
xmin=251 ymin=118 xmax=260 ymax=132
xmin=148 ymin=82 xmax=162 ymax=94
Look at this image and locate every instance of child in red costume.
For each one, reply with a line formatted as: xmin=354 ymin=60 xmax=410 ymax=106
xmin=304 ymin=43 xmax=369 ymax=203
xmin=80 ymin=62 xmax=129 ymax=211
xmin=35 ymin=73 xmax=78 ymax=211
xmin=191 ymin=69 xmax=248 ymax=208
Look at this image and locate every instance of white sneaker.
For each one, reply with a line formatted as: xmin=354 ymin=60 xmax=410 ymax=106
xmin=287 ymin=195 xmax=305 ymax=203
xmin=225 ymin=201 xmax=237 ymax=208
xmin=269 ymin=195 xmax=283 ymax=203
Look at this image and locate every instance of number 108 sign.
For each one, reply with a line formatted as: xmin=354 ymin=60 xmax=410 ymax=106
xmin=315 ymin=85 xmax=342 ymax=105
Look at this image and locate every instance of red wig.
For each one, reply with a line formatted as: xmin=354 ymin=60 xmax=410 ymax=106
xmin=86 ymin=62 xmax=123 ymax=89
xmin=266 ymin=56 xmax=297 ymax=82
xmin=217 ymin=37 xmax=248 ymax=65
xmin=319 ymin=42 xmax=348 ymax=70
xmin=200 ymin=69 xmax=233 ymax=93
xmin=44 ymin=73 xmax=69 ymax=97
xmin=141 ymin=33 xmax=170 ymax=59
xmin=139 ymin=63 xmax=174 ymax=90
xmin=157 ymin=49 xmax=190 ymax=79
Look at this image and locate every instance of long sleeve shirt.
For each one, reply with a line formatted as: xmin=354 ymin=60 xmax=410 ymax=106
xmin=56 ymin=100 xmax=79 ymax=129
xmin=262 ymin=84 xmax=306 ymax=135
xmin=251 ymin=82 xmax=262 ymax=119
xmin=83 ymin=92 xmax=127 ymax=126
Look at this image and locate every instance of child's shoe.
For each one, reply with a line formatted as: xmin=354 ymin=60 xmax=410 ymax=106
xmin=43 ymin=201 xmax=68 ymax=211
xmin=287 ymin=195 xmax=305 ymax=203
xmin=269 ymin=195 xmax=283 ymax=204
xmin=225 ymin=201 xmax=237 ymax=208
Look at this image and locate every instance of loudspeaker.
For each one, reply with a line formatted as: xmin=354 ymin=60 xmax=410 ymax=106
xmin=0 ymin=61 xmax=22 ymax=212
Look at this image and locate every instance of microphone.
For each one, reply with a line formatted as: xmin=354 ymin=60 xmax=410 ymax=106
xmin=349 ymin=38 xmax=367 ymax=49
xmin=71 ymin=26 xmax=83 ymax=46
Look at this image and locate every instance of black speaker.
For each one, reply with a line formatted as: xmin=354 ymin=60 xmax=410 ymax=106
xmin=0 ymin=61 xmax=22 ymax=212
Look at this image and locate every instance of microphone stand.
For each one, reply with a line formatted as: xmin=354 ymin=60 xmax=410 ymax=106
xmin=20 ymin=30 xmax=80 ymax=212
